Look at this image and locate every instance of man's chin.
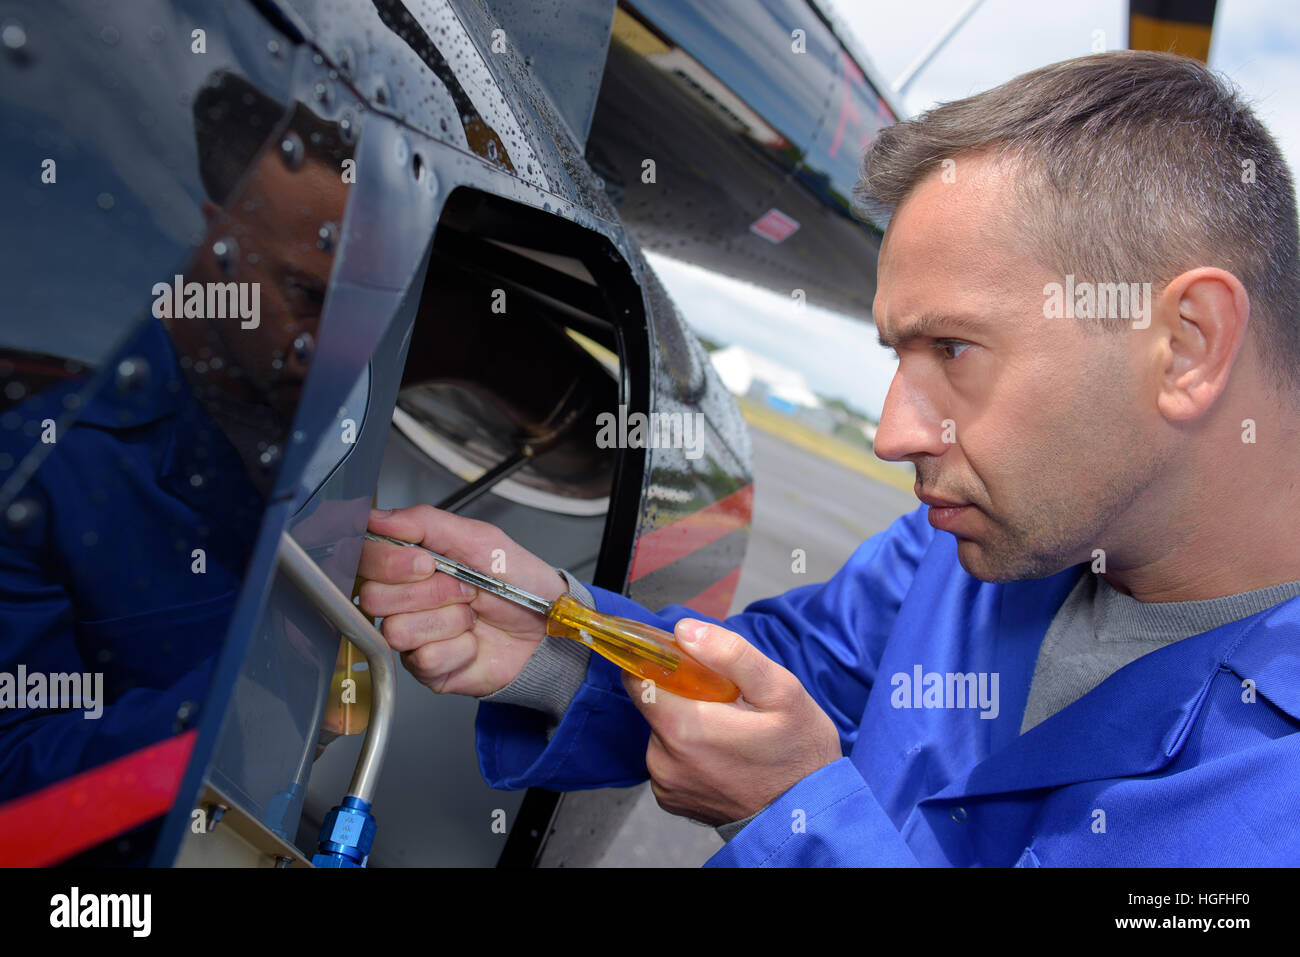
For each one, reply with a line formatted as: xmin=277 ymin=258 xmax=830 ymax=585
xmin=953 ymin=537 xmax=1030 ymax=583
xmin=953 ymin=537 xmax=1075 ymax=583
xmin=951 ymin=538 xmax=993 ymax=581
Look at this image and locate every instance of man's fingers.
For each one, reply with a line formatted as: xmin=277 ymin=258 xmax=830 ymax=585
xmin=380 ymin=604 xmax=475 ymax=653
xmin=366 ymin=505 xmax=567 ymax=609
xmin=357 ymin=572 xmax=472 ymax=619
xmin=644 ymin=730 xmax=669 ymax=779
xmin=362 ymin=502 xmax=509 ymax=586
xmin=366 ymin=505 xmax=451 ymax=547
xmin=367 ymin=505 xmax=501 ymax=569
xmin=674 ymin=619 xmax=784 ymax=708
xmin=622 ymin=669 xmax=708 ymax=751
xmin=357 ymin=535 xmax=437 ymax=584
xmin=401 ymin=633 xmax=477 ymax=688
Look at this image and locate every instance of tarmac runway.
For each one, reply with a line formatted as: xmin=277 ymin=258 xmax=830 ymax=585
xmin=590 ymin=426 xmax=918 ymax=867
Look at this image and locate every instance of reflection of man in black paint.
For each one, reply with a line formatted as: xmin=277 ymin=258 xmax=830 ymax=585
xmin=0 ymin=72 xmax=348 ymax=863
xmin=171 ymin=72 xmax=351 ymax=493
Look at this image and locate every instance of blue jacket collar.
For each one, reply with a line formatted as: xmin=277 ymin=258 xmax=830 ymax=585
xmin=73 ymin=318 xmax=187 ymax=432
xmin=931 ymin=589 xmax=1300 ymax=801
xmin=72 ymin=319 xmax=258 ymax=498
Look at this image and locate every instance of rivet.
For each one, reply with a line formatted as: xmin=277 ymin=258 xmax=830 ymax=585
xmin=335 ymin=44 xmax=355 ymax=76
xmin=115 ymin=355 xmax=150 ymax=393
xmin=338 ymin=113 xmax=356 ymax=145
xmin=292 ymin=332 xmax=314 ymax=363
xmin=279 ymin=130 xmax=304 ymax=170
xmin=2 ymin=21 xmax=28 ymax=52
xmin=212 ymin=236 xmax=239 ymax=276
xmin=5 ymin=498 xmax=41 ymax=530
xmin=316 ymin=221 xmax=338 ymax=252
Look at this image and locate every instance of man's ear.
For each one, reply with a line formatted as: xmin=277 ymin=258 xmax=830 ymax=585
xmin=200 ymin=199 xmax=224 ymax=228
xmin=1152 ymin=267 xmax=1250 ymax=422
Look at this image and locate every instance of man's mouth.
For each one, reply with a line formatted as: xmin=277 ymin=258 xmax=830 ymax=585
xmin=916 ymin=490 xmax=969 ymax=509
xmin=916 ymin=489 xmax=976 ymax=533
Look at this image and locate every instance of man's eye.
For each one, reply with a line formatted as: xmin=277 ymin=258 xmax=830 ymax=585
xmin=286 ymin=275 xmax=326 ymax=310
xmin=937 ymin=340 xmax=970 ymax=361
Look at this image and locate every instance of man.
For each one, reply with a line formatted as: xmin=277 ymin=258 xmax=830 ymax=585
xmin=0 ymin=70 xmax=346 ymax=820
xmin=359 ymin=51 xmax=1300 ymax=865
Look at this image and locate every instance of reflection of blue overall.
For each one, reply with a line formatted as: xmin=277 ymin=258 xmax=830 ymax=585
xmin=476 ymin=506 xmax=1300 ymax=865
xmin=0 ymin=319 xmax=262 ymax=804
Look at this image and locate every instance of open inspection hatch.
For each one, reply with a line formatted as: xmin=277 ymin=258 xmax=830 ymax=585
xmin=297 ymin=201 xmax=638 ymax=866
xmin=392 ymin=224 xmax=623 ymax=518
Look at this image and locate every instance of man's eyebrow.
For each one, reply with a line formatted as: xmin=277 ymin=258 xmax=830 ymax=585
xmin=876 ymin=312 xmax=990 ymax=350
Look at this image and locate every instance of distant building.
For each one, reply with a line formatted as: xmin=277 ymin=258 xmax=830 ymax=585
xmin=709 ymin=345 xmax=835 ymax=432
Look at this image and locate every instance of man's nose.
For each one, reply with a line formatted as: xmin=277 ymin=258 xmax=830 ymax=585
xmin=872 ymin=371 xmax=950 ymax=463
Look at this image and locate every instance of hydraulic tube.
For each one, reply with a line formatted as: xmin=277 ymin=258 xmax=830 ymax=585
xmin=276 ymin=531 xmax=397 ymax=866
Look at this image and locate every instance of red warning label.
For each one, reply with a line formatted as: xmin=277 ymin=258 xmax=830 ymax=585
xmin=749 ymin=208 xmax=801 ymax=243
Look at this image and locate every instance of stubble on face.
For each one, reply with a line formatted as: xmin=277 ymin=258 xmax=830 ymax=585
xmin=938 ymin=340 xmax=1167 ymax=584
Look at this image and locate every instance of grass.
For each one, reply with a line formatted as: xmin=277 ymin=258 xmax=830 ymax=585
xmin=735 ymin=397 xmax=915 ymax=494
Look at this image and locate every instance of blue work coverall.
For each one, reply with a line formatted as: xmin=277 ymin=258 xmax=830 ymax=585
xmin=0 ymin=319 xmax=263 ymax=804
xmin=475 ymin=506 xmax=1300 ymax=866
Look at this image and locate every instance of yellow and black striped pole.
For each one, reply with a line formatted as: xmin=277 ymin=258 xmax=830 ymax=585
xmin=1128 ymin=0 xmax=1218 ymax=63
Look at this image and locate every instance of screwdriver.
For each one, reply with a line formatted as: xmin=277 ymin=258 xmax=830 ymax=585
xmin=363 ymin=532 xmax=740 ymax=702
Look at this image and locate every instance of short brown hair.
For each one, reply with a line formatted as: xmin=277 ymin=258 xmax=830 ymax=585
xmin=854 ymin=51 xmax=1300 ymax=396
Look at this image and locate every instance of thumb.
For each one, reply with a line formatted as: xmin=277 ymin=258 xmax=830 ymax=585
xmin=674 ymin=618 xmax=782 ymax=707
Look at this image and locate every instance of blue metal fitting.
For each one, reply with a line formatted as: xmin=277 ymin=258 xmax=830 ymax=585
xmin=311 ymin=795 xmax=376 ymax=868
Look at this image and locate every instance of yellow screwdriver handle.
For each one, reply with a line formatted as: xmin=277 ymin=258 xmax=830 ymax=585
xmin=545 ymin=594 xmax=740 ymax=702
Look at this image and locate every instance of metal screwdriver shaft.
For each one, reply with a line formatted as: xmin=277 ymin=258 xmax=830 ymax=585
xmin=362 ymin=531 xmax=739 ymax=700
xmin=365 ymin=531 xmax=550 ymax=613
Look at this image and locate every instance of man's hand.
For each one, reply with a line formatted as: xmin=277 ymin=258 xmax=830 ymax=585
xmin=357 ymin=506 xmax=567 ymax=697
xmin=621 ymin=618 xmax=843 ymax=826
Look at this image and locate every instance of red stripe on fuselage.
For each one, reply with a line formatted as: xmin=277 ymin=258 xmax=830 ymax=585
xmin=0 ymin=730 xmax=197 ymax=867
xmin=681 ymin=566 xmax=743 ymax=619
xmin=628 ymin=484 xmax=754 ymax=582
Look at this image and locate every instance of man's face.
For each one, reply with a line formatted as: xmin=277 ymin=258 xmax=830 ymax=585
xmin=178 ymin=145 xmax=346 ymax=423
xmin=211 ymin=152 xmax=342 ymax=413
xmin=872 ymin=154 xmax=1164 ymax=582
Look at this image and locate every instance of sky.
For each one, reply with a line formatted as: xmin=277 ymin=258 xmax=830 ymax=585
xmin=648 ymin=0 xmax=1300 ymax=422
